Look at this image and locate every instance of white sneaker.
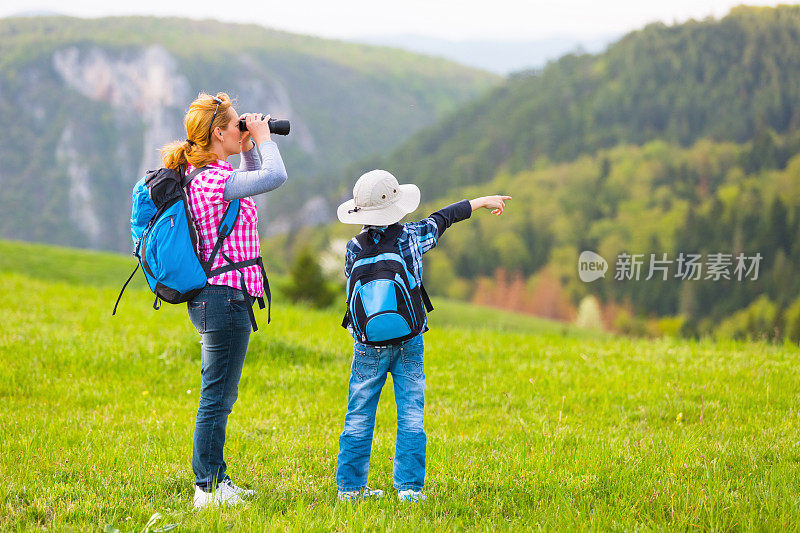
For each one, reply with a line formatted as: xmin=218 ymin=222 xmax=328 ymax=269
xmin=193 ymin=483 xmax=245 ymax=509
xmin=337 ymin=486 xmax=385 ymax=501
xmin=222 ymin=478 xmax=256 ymax=497
xmin=398 ymin=489 xmax=427 ymax=503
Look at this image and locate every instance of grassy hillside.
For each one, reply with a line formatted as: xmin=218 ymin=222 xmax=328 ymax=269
xmin=0 ymin=239 xmax=589 ymax=337
xmin=3 ymin=242 xmax=800 ymax=530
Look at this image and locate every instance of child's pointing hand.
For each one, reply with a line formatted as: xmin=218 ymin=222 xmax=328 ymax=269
xmin=470 ymin=195 xmax=512 ymax=216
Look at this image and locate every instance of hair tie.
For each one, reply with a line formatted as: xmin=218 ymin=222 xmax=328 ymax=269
xmin=186 ymin=139 xmax=195 ymax=146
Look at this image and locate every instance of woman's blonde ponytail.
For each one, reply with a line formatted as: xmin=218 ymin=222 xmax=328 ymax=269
xmin=160 ymin=140 xmax=191 ymax=170
xmin=159 ymin=92 xmax=233 ymax=170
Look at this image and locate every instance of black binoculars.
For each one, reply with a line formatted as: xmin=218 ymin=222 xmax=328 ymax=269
xmin=237 ymin=115 xmax=290 ymax=136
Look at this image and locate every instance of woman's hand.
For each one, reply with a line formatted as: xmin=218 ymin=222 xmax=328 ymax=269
xmin=238 ymin=113 xmax=254 ymax=151
xmin=470 ymin=195 xmax=512 ymax=216
xmin=245 ymin=113 xmax=271 ymax=146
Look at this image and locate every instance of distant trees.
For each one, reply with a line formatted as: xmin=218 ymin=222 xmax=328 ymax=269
xmin=264 ymin=131 xmax=800 ymax=341
xmin=418 ymin=134 xmax=800 ymax=341
xmin=284 ymin=248 xmax=337 ymax=309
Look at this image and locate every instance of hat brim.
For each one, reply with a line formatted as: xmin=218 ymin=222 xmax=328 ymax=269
xmin=337 ymin=184 xmax=420 ymax=225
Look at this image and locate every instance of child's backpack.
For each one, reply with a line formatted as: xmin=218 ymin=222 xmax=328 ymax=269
xmin=342 ymin=224 xmax=433 ymax=345
xmin=112 ymin=165 xmax=270 ymax=331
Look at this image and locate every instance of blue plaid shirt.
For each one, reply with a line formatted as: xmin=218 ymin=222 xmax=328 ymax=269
xmin=344 ymin=200 xmax=472 ymax=338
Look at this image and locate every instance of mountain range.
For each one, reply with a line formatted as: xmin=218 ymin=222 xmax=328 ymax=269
xmin=371 ymin=5 xmax=800 ymax=200
xmin=350 ymin=34 xmax=618 ymax=75
xmin=0 ymin=15 xmax=497 ymax=251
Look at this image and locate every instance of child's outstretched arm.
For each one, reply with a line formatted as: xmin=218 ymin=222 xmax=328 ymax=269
xmin=413 ymin=195 xmax=512 ymax=255
xmin=469 ymin=195 xmax=512 ymax=216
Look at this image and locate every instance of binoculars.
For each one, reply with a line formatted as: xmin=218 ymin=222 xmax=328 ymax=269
xmin=238 ymin=115 xmax=290 ymax=136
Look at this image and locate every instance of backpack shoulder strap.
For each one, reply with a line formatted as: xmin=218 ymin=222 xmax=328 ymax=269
xmin=420 ymin=283 xmax=434 ymax=312
xmin=216 ymin=199 xmax=241 ymax=239
xmin=381 ymin=222 xmax=432 ymax=311
xmin=111 ymin=263 xmax=140 ymax=316
xmin=181 ymin=166 xmax=208 ymax=188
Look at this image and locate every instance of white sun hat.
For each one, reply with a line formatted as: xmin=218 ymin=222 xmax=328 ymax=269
xmin=337 ymin=169 xmax=421 ymax=225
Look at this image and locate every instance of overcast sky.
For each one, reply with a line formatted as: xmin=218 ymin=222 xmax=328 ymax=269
xmin=1 ymin=0 xmax=795 ymax=41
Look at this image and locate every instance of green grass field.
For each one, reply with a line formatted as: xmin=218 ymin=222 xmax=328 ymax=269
xmin=2 ymin=239 xmax=800 ymax=531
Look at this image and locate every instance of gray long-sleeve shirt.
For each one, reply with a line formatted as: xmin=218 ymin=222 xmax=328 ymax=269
xmin=223 ymin=140 xmax=288 ymax=200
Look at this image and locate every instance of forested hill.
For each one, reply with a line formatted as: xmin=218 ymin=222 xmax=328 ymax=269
xmin=371 ymin=5 xmax=800 ymax=199
xmin=0 ymin=16 xmax=496 ymax=251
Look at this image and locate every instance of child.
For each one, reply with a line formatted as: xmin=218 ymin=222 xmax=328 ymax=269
xmin=335 ymin=169 xmax=511 ymax=502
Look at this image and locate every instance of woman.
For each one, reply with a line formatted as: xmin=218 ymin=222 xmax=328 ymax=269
xmin=159 ymin=92 xmax=288 ymax=508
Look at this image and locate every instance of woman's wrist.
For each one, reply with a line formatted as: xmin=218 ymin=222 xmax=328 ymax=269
xmin=253 ymin=133 xmax=271 ymax=146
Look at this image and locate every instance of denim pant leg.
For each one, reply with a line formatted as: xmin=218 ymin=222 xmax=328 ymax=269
xmin=336 ymin=343 xmax=390 ymax=492
xmin=187 ymin=285 xmax=252 ymax=489
xmin=389 ymin=334 xmax=426 ymax=491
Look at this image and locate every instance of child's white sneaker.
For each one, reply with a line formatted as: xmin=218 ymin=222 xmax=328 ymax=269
xmin=338 ymin=486 xmax=385 ymax=501
xmin=193 ymin=482 xmax=245 ymax=509
xmin=222 ymin=478 xmax=255 ymax=497
xmin=398 ymin=489 xmax=427 ymax=503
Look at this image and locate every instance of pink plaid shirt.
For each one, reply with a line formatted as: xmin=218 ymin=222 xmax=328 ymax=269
xmin=186 ymin=160 xmax=263 ymax=297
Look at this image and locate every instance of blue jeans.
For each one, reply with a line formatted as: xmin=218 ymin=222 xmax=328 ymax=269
xmin=187 ymin=284 xmax=252 ymax=489
xmin=336 ymin=334 xmax=426 ymax=492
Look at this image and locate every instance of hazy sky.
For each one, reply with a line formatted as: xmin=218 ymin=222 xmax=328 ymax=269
xmin=1 ymin=0 xmax=795 ymax=41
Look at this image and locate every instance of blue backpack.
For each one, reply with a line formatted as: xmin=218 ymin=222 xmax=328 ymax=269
xmin=342 ymin=224 xmax=433 ymax=345
xmin=112 ymin=165 xmax=270 ymax=331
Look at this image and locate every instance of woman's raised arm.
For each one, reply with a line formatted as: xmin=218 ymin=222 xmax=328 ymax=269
xmin=224 ymin=140 xmax=288 ymax=200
